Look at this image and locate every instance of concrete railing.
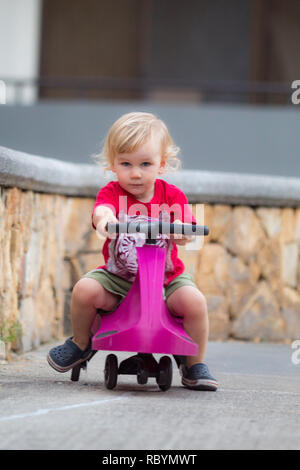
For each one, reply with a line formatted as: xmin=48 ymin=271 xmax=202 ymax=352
xmin=1 ymin=145 xmax=300 ymax=356
xmin=2 ymin=145 xmax=300 ymax=205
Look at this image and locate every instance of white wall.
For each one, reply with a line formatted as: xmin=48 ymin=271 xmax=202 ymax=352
xmin=0 ymin=0 xmax=42 ymax=104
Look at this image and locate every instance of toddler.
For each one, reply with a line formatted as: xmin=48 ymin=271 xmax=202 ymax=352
xmin=47 ymin=112 xmax=218 ymax=391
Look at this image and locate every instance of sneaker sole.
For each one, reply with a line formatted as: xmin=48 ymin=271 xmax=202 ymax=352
xmin=182 ymin=377 xmax=218 ymax=391
xmin=47 ymin=351 xmax=93 ymax=373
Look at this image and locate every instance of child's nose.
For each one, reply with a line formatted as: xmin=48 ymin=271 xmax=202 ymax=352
xmin=131 ymin=167 xmax=142 ymax=178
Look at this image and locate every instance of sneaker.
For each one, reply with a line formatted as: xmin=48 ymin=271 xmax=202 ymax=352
xmin=180 ymin=362 xmax=218 ymax=391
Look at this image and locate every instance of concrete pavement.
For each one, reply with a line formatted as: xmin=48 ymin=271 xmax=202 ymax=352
xmin=0 ymin=340 xmax=300 ymax=450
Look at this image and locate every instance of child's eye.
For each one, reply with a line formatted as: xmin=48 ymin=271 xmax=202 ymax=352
xmin=121 ymin=162 xmax=131 ymax=167
xmin=141 ymin=162 xmax=151 ymax=167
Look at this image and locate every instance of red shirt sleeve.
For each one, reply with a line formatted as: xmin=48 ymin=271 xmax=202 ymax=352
xmin=91 ymin=182 xmax=118 ymax=229
xmin=166 ymin=183 xmax=197 ymax=224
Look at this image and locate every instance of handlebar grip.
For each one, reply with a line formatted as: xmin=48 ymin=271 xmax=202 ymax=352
xmin=105 ymin=222 xmax=209 ymax=236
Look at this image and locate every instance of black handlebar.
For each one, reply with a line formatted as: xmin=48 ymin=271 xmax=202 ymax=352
xmin=105 ymin=221 xmax=209 ymax=237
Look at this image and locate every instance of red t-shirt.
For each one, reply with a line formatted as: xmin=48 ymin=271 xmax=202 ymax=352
xmin=92 ymin=178 xmax=196 ymax=285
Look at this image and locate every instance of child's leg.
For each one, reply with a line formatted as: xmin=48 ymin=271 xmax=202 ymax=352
xmin=47 ymin=277 xmax=122 ymax=372
xmin=71 ymin=277 xmax=120 ymax=351
xmin=166 ymin=285 xmax=209 ymax=368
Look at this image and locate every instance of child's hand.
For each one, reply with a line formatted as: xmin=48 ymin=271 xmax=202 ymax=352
xmin=96 ymin=215 xmax=119 ymax=239
xmin=170 ymin=219 xmax=195 ymax=246
xmin=93 ymin=206 xmax=119 ymax=240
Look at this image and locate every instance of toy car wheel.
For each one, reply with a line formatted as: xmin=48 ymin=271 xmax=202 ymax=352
xmin=104 ymin=354 xmax=118 ymax=389
xmin=71 ymin=363 xmax=82 ymax=382
xmin=156 ymin=356 xmax=172 ymax=391
xmin=137 ymin=368 xmax=148 ymax=385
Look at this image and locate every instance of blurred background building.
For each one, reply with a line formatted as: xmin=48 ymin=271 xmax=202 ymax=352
xmin=0 ymin=0 xmax=299 ymax=176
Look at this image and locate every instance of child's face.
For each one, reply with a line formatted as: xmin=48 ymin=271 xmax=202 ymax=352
xmin=110 ymin=137 xmax=166 ymax=202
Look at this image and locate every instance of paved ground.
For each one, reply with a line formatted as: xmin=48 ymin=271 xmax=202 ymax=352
xmin=0 ymin=340 xmax=300 ymax=450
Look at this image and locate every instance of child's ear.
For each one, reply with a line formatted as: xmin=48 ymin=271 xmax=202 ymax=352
xmin=108 ymin=160 xmax=116 ymax=173
xmin=158 ymin=156 xmax=167 ymax=174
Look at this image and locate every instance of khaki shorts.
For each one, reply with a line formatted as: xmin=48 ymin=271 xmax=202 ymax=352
xmin=83 ymin=268 xmax=197 ymax=316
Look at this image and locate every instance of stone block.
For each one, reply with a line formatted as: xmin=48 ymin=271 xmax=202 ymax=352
xmin=256 ymin=207 xmax=281 ymax=238
xmin=281 ymin=242 xmax=298 ymax=288
xmin=206 ymin=294 xmax=230 ymax=340
xmin=231 ymin=281 xmax=285 ymax=341
xmin=210 ymin=204 xmax=232 ymax=242
xmin=195 ymin=243 xmax=230 ymax=296
xmin=227 ymin=256 xmax=258 ymax=319
xmin=63 ymin=198 xmax=95 ymax=257
xmin=220 ymin=206 xmax=266 ymax=264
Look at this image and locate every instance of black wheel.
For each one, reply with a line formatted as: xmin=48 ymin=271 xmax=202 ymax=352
xmin=156 ymin=356 xmax=172 ymax=391
xmin=137 ymin=368 xmax=148 ymax=385
xmin=104 ymin=354 xmax=118 ymax=390
xmin=71 ymin=363 xmax=82 ymax=382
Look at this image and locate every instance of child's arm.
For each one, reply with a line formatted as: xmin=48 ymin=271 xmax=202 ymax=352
xmin=93 ymin=205 xmax=118 ymax=239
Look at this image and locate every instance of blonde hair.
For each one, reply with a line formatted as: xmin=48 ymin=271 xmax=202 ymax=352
xmin=93 ymin=112 xmax=181 ymax=174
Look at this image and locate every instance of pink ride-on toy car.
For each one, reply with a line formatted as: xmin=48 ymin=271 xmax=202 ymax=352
xmin=70 ymin=221 xmax=209 ymax=391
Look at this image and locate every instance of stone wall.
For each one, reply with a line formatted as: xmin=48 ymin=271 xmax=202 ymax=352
xmin=0 ymin=187 xmax=100 ymax=353
xmin=1 ymin=185 xmax=300 ymax=354
xmin=1 ymin=146 xmax=300 ymax=354
xmin=192 ymin=205 xmax=300 ymax=342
